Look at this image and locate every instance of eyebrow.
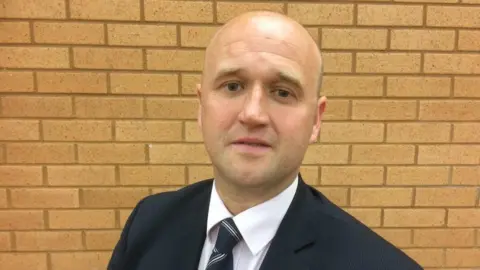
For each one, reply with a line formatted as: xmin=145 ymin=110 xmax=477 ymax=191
xmin=213 ymin=66 xmax=304 ymax=90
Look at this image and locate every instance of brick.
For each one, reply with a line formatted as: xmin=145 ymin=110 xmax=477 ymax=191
xmin=418 ymin=145 xmax=480 ymax=164
xmin=147 ymin=49 xmax=204 ymax=71
xmin=321 ymin=76 xmax=383 ymax=97
xmin=6 ymin=143 xmax=75 ymax=164
xmin=75 ymin=97 xmax=143 ymax=119
xmin=321 ymin=166 xmax=384 ymax=186
xmin=315 ymin=187 xmax=348 ymax=206
xmin=322 ymin=28 xmax=387 ymax=49
xmin=11 ymin=188 xmax=79 ymax=208
xmin=0 ymin=232 xmax=11 ymax=251
xmin=420 ymin=101 xmax=480 ymax=120
xmin=352 ymin=145 xmax=415 ymax=164
xmin=217 ymin=2 xmax=284 ymax=23
xmin=387 ymin=166 xmax=449 ymax=186
xmin=43 ymin=120 xmax=112 ymax=141
xmin=323 ymin=100 xmax=350 ymax=120
xmin=185 ymin=121 xmax=203 ymax=142
xmin=454 ymin=77 xmax=480 ymax=97
xmin=0 ymin=47 xmax=69 ymax=68
xmin=73 ymin=47 xmax=143 ymax=70
xmin=387 ymin=123 xmax=451 ymax=143
xmin=150 ymin=144 xmax=210 ymax=164
xmin=303 ymin=145 xmax=349 ymax=165
xmin=0 ymin=120 xmax=40 ymax=140
xmin=352 ymin=100 xmax=417 ymax=120
xmin=320 ymin=122 xmax=384 ymax=143
xmin=146 ymin=98 xmax=198 ymax=119
xmin=181 ymin=26 xmax=218 ymax=47
xmin=356 ymin=53 xmax=421 ymax=73
xmin=0 ymin=253 xmax=47 ymax=270
xmin=344 ymin=208 xmax=381 ymax=227
xmin=181 ymin=73 xmax=201 ymax=95
xmin=0 ymin=189 xmax=6 ymax=208
xmin=1 ymin=0 xmax=65 ymax=19
xmin=425 ymin=54 xmax=480 ymax=74
xmin=70 ymin=0 xmax=140 ymax=20
xmin=0 ymin=22 xmax=30 ymax=43
xmin=0 ymin=210 xmax=44 ymax=230
xmin=384 ymin=209 xmax=446 ymax=227
xmin=48 ymin=166 xmax=115 ymax=186
xmin=459 ymin=30 xmax=480 ymax=50
xmin=0 ymin=166 xmax=43 ymax=186
xmin=402 ymin=249 xmax=444 ymax=267
xmin=395 ymin=0 xmax=457 ymax=2
xmin=0 ymin=145 xmax=5 ymax=163
xmin=50 ymin=252 xmax=111 ymax=270
xmin=446 ymin=249 xmax=480 ymax=267
xmin=37 ymin=71 xmax=107 ymax=94
xmin=116 ymin=120 xmax=182 ymax=142
xmin=78 ymin=143 xmax=145 ymax=164
xmin=387 ymin=76 xmax=451 ymax=97
xmin=145 ymin=0 xmax=213 ymax=22
xmin=452 ymin=166 xmax=480 ymax=185
xmin=288 ymin=4 xmax=353 ymax=25
xmin=108 ymin=24 xmax=176 ymax=46
xmin=351 ymin=187 xmax=413 ymax=207
xmin=373 ymin=229 xmax=412 ymax=248
xmin=119 ymin=165 xmax=185 ymax=185
xmin=34 ymin=22 xmax=104 ymax=44
xmin=414 ymin=229 xmax=475 ymax=248
xmin=299 ymin=166 xmax=319 ymax=186
xmin=416 ymin=187 xmax=478 ymax=207
xmin=322 ymin=52 xmax=353 ymax=73
xmin=448 ymin=209 xmax=480 ymax=227
xmin=16 ymin=231 xmax=83 ymax=251
xmin=427 ymin=6 xmax=480 ymax=27
xmin=82 ymin=188 xmax=149 ymax=208
xmin=358 ymin=5 xmax=423 ymax=26
xmin=49 ymin=210 xmax=115 ymax=229
xmin=0 ymin=71 xmax=34 ymax=92
xmin=188 ymin=166 xmax=213 ymax=184
xmin=307 ymin=28 xmax=319 ymax=44
xmin=85 ymin=230 xmax=121 ymax=250
xmin=391 ymin=30 xmax=455 ymax=51
xmin=453 ymin=123 xmax=480 ymax=142
xmin=2 ymin=96 xmax=72 ymax=118
xmin=110 ymin=73 xmax=178 ymax=95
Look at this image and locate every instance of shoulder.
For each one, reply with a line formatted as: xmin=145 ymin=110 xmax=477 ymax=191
xmin=304 ymin=185 xmax=422 ymax=269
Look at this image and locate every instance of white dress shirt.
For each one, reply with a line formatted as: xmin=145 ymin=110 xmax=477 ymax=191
xmin=197 ymin=176 xmax=298 ymax=270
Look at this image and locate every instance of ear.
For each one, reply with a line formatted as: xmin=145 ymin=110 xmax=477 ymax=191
xmin=196 ymin=83 xmax=203 ymax=129
xmin=309 ymin=96 xmax=327 ymax=144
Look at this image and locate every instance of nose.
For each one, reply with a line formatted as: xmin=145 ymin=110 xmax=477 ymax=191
xmin=238 ymin=83 xmax=269 ymax=127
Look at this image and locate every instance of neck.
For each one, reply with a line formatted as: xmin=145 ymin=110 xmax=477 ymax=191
xmin=214 ymin=171 xmax=298 ymax=215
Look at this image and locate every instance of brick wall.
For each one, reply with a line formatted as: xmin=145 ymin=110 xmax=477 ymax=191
xmin=0 ymin=0 xmax=479 ymax=269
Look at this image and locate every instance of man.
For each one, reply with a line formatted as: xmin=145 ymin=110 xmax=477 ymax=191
xmin=108 ymin=11 xmax=423 ymax=270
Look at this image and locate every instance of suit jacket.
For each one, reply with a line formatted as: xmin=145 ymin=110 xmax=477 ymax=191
xmin=108 ymin=175 xmax=423 ymax=270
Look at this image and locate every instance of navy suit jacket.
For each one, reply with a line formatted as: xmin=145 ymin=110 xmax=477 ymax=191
xmin=108 ymin=175 xmax=423 ymax=270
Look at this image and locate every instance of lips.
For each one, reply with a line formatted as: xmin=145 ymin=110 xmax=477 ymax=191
xmin=232 ymin=137 xmax=271 ymax=147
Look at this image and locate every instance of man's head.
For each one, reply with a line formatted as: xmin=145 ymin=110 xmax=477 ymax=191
xmin=197 ymin=11 xmax=327 ymax=193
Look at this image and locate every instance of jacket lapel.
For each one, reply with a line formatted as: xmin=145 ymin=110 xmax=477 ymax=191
xmin=259 ymin=175 xmax=335 ymax=270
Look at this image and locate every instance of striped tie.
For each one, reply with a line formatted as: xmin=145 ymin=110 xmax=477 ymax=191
xmin=206 ymin=218 xmax=242 ymax=270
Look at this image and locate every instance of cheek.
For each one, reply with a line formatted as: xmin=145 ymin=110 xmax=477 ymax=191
xmin=272 ymin=111 xmax=313 ymax=142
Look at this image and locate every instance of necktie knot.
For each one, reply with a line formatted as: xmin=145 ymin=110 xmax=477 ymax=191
xmin=206 ymin=217 xmax=242 ymax=270
xmin=214 ymin=218 xmax=242 ymax=254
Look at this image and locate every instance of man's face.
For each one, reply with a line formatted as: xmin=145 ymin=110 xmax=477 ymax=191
xmin=198 ymin=16 xmax=325 ymax=189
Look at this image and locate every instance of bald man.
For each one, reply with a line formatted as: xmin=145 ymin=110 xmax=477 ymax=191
xmin=108 ymin=11 xmax=422 ymax=270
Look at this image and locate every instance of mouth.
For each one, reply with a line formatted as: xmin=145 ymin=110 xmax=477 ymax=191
xmin=231 ymin=138 xmax=272 ymax=154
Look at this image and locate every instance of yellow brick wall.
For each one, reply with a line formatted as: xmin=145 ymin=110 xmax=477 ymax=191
xmin=0 ymin=0 xmax=479 ymax=269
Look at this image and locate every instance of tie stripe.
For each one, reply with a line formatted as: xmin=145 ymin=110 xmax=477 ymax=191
xmin=206 ymin=218 xmax=242 ymax=270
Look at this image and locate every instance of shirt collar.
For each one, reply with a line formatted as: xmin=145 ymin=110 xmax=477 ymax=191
xmin=206 ymin=176 xmax=298 ymax=255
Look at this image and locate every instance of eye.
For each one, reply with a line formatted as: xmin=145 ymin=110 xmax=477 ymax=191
xmin=272 ymin=88 xmax=294 ymax=99
xmin=222 ymin=82 xmax=243 ymax=92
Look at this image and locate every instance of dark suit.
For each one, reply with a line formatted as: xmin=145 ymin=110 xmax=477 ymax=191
xmin=108 ymin=175 xmax=423 ymax=270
